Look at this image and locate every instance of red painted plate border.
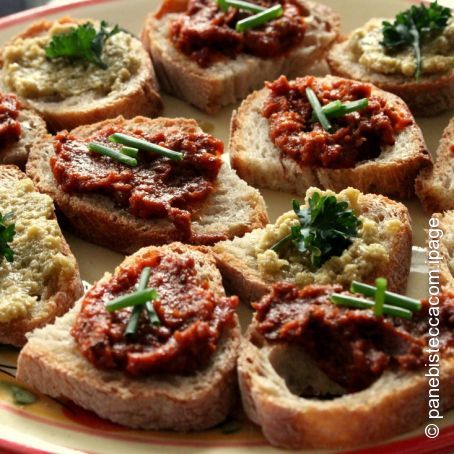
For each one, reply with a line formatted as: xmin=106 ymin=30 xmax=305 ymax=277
xmin=0 ymin=0 xmax=452 ymax=453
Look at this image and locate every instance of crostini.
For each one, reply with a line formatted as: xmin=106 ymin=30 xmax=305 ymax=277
xmin=1 ymin=17 xmax=163 ymax=131
xmin=327 ymin=2 xmax=454 ymax=116
xmin=213 ymin=187 xmax=412 ymax=303
xmin=142 ymin=0 xmax=340 ymax=113
xmin=416 ymin=117 xmax=454 ymax=213
xmin=238 ymin=281 xmax=454 ymax=449
xmin=0 ymin=165 xmax=83 ymax=347
xmin=17 ymin=243 xmax=241 ymax=431
xmin=0 ymin=92 xmax=47 ymax=168
xmin=230 ymin=74 xmax=432 ymax=199
xmin=26 ymin=115 xmax=268 ymax=254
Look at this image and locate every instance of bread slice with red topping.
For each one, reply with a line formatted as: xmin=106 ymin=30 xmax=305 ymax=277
xmin=230 ymin=75 xmax=432 ymax=199
xmin=25 ymin=115 xmax=268 ymax=254
xmin=0 ymin=17 xmax=163 ymax=132
xmin=0 ymin=165 xmax=83 ymax=346
xmin=416 ymin=117 xmax=454 ymax=213
xmin=141 ymin=0 xmax=340 ymax=113
xmin=17 ymin=243 xmax=241 ymax=431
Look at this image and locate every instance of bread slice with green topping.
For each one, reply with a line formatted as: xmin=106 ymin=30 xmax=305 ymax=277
xmin=0 ymin=17 xmax=163 ymax=131
xmin=17 ymin=243 xmax=241 ymax=431
xmin=213 ymin=187 xmax=412 ymax=304
xmin=230 ymin=75 xmax=432 ymax=199
xmin=0 ymin=165 xmax=83 ymax=346
xmin=416 ymin=117 xmax=454 ymax=213
xmin=141 ymin=0 xmax=339 ymax=113
xmin=26 ymin=115 xmax=268 ymax=254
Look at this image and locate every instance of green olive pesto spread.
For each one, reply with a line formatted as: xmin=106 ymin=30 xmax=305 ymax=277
xmin=348 ymin=18 xmax=454 ymax=77
xmin=2 ymin=21 xmax=142 ymax=100
xmin=255 ymin=188 xmax=401 ymax=287
xmin=0 ymin=179 xmax=74 ymax=323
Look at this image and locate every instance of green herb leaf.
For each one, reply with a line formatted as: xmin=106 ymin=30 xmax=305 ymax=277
xmin=271 ymin=193 xmax=361 ymax=268
xmin=45 ymin=20 xmax=120 ymax=69
xmin=0 ymin=212 xmax=15 ymax=263
xmin=381 ymin=2 xmax=451 ymax=79
xmin=11 ymin=386 xmax=37 ymax=405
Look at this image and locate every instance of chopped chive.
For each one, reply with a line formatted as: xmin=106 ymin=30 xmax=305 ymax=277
xmin=120 ymin=146 xmax=139 ymax=158
xmin=106 ymin=288 xmax=158 ymax=312
xmin=350 ymin=281 xmax=421 ymax=312
xmin=328 ymin=98 xmax=369 ymax=119
xmin=226 ymin=0 xmax=266 ymax=13
xmin=217 ymin=0 xmax=229 ymax=11
xmin=236 ymin=4 xmax=283 ymax=32
xmin=330 ymin=294 xmax=413 ymax=320
xmin=109 ymin=133 xmax=183 ymax=162
xmin=305 ymin=87 xmax=332 ymax=132
xmin=374 ymin=277 xmax=387 ymax=316
xmin=137 ymin=267 xmax=151 ymax=291
xmin=88 ymin=142 xmax=137 ymax=167
xmin=145 ymin=301 xmax=161 ymax=326
xmin=125 ymin=305 xmax=143 ymax=336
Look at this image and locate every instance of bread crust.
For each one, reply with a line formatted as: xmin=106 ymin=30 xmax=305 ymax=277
xmin=327 ymin=39 xmax=454 ymax=117
xmin=0 ymin=165 xmax=83 ymax=346
xmin=230 ymin=75 xmax=432 ymax=199
xmin=25 ymin=115 xmax=268 ymax=254
xmin=17 ymin=243 xmax=241 ymax=431
xmin=416 ymin=117 xmax=454 ymax=213
xmin=214 ymin=190 xmax=412 ymax=304
xmin=0 ymin=18 xmax=163 ymax=131
xmin=142 ymin=0 xmax=340 ymax=113
xmin=0 ymin=103 xmax=47 ymax=168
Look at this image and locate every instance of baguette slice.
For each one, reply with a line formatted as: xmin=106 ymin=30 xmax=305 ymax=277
xmin=416 ymin=117 xmax=454 ymax=213
xmin=327 ymin=33 xmax=454 ymax=117
xmin=1 ymin=18 xmax=163 ymax=131
xmin=237 ymin=313 xmax=454 ymax=449
xmin=434 ymin=210 xmax=454 ymax=293
xmin=213 ymin=187 xmax=412 ymax=304
xmin=0 ymin=99 xmax=47 ymax=168
xmin=141 ymin=0 xmax=340 ymax=113
xmin=0 ymin=165 xmax=83 ymax=346
xmin=230 ymin=75 xmax=432 ymax=199
xmin=17 ymin=243 xmax=241 ymax=431
xmin=25 ymin=115 xmax=268 ymax=255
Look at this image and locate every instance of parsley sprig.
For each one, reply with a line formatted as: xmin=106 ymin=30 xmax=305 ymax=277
xmin=381 ymin=2 xmax=452 ymax=80
xmin=45 ymin=21 xmax=120 ymax=69
xmin=0 ymin=212 xmax=16 ymax=263
xmin=271 ymin=193 xmax=361 ymax=268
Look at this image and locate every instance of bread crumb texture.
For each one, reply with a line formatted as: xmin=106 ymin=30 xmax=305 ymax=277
xmin=2 ymin=20 xmax=142 ymax=99
xmin=0 ymin=179 xmax=74 ymax=323
xmin=348 ymin=18 xmax=454 ymax=77
xmin=255 ymin=187 xmax=398 ymax=286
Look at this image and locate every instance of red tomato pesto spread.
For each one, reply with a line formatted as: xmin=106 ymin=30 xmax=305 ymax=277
xmin=253 ymin=283 xmax=454 ymax=393
xmin=50 ymin=126 xmax=223 ymax=243
xmin=262 ymin=76 xmax=413 ymax=168
xmin=72 ymin=249 xmax=238 ymax=375
xmin=0 ymin=93 xmax=21 ymax=144
xmin=171 ymin=0 xmax=306 ymax=68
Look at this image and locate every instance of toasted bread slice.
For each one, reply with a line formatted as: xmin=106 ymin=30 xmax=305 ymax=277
xmin=25 ymin=116 xmax=268 ymax=254
xmin=17 ymin=243 xmax=241 ymax=431
xmin=141 ymin=0 xmax=340 ymax=113
xmin=416 ymin=117 xmax=454 ymax=213
xmin=327 ymin=26 xmax=454 ymax=117
xmin=230 ymin=75 xmax=432 ymax=199
xmin=213 ymin=187 xmax=412 ymax=304
xmin=0 ymin=165 xmax=83 ymax=346
xmin=0 ymin=100 xmax=47 ymax=168
xmin=433 ymin=210 xmax=454 ymax=293
xmin=0 ymin=18 xmax=163 ymax=131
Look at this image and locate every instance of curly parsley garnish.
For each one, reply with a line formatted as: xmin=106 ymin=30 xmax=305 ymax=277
xmin=381 ymin=1 xmax=452 ymax=80
xmin=0 ymin=212 xmax=16 ymax=263
xmin=45 ymin=21 xmax=120 ymax=69
xmin=271 ymin=193 xmax=361 ymax=268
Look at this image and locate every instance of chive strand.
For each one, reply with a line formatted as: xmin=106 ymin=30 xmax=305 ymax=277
xmin=88 ymin=142 xmax=137 ymax=167
xmin=120 ymin=146 xmax=139 ymax=158
xmin=226 ymin=0 xmax=266 ymax=13
xmin=305 ymin=87 xmax=332 ymax=132
xmin=109 ymin=133 xmax=183 ymax=162
xmin=374 ymin=277 xmax=387 ymax=316
xmin=125 ymin=305 xmax=143 ymax=336
xmin=270 ymin=233 xmax=292 ymax=252
xmin=235 ymin=4 xmax=283 ymax=32
xmin=105 ymin=288 xmax=157 ymax=312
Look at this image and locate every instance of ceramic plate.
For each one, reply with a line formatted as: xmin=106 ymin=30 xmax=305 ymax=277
xmin=0 ymin=0 xmax=453 ymax=452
